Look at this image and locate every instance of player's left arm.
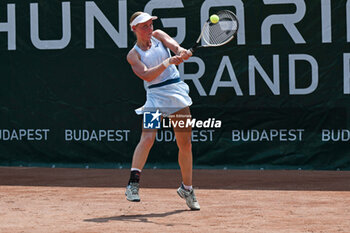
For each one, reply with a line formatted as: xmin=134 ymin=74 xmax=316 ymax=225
xmin=153 ymin=30 xmax=192 ymax=60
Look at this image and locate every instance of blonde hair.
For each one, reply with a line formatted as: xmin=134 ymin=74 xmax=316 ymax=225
xmin=130 ymin=11 xmax=143 ymax=25
xmin=130 ymin=11 xmax=143 ymax=39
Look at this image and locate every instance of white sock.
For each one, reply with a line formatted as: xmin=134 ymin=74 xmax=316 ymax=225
xmin=182 ymin=183 xmax=192 ymax=191
xmin=131 ymin=168 xmax=142 ymax=172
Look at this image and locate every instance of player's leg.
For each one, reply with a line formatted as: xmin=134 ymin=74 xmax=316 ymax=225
xmin=173 ymin=107 xmax=193 ymax=187
xmin=172 ymin=107 xmax=200 ymax=210
xmin=126 ymin=125 xmax=157 ymax=202
xmin=130 ymin=127 xmax=157 ymax=171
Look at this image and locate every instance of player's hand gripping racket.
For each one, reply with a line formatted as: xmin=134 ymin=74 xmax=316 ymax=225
xmin=189 ymin=10 xmax=239 ymax=53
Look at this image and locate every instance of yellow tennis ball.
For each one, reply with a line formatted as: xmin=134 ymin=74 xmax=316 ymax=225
xmin=210 ymin=14 xmax=219 ymax=24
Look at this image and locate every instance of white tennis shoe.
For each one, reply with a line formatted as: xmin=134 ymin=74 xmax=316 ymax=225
xmin=125 ymin=182 xmax=140 ymax=202
xmin=177 ymin=185 xmax=200 ymax=210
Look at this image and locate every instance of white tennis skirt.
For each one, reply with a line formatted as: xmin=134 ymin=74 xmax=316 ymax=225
xmin=135 ymin=81 xmax=192 ymax=116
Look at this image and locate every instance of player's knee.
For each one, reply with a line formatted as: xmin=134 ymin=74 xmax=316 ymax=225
xmin=140 ymin=134 xmax=155 ymax=149
xmin=178 ymin=140 xmax=192 ymax=152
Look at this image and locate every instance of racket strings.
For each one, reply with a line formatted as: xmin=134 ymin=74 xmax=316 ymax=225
xmin=202 ymin=11 xmax=238 ymax=46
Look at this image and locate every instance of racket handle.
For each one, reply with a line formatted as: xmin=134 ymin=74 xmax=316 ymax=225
xmin=189 ymin=43 xmax=200 ymax=53
xmin=189 ymin=46 xmax=198 ymax=53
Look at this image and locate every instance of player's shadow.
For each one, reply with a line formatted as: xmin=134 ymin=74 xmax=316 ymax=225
xmin=84 ymin=209 xmax=189 ymax=225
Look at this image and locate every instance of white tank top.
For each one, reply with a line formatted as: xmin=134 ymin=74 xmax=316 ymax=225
xmin=133 ymin=37 xmax=180 ymax=88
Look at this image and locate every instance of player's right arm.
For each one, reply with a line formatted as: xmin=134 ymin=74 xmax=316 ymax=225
xmin=127 ymin=48 xmax=183 ymax=82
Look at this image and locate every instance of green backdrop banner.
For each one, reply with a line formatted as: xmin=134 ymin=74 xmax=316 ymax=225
xmin=1 ymin=0 xmax=349 ymax=169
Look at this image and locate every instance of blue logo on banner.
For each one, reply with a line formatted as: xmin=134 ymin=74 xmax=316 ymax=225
xmin=143 ymin=109 xmax=162 ymax=129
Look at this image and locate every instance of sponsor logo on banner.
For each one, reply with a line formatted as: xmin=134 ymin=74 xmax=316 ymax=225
xmin=156 ymin=129 xmax=215 ymax=142
xmin=231 ymin=129 xmax=305 ymax=142
xmin=322 ymin=129 xmax=350 ymax=142
xmin=65 ymin=129 xmax=130 ymax=141
xmin=0 ymin=129 xmax=50 ymax=141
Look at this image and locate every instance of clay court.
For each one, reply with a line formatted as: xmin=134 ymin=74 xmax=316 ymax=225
xmin=1 ymin=167 xmax=350 ymax=233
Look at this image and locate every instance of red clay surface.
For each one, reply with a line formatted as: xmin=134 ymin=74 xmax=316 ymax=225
xmin=1 ymin=167 xmax=350 ymax=233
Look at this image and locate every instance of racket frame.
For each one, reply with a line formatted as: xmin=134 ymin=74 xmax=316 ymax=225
xmin=189 ymin=10 xmax=239 ymax=53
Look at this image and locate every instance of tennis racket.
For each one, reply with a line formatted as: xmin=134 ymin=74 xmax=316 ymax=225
xmin=189 ymin=10 xmax=239 ymax=53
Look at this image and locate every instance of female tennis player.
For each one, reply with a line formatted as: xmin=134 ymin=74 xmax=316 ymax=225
xmin=125 ymin=11 xmax=200 ymax=210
